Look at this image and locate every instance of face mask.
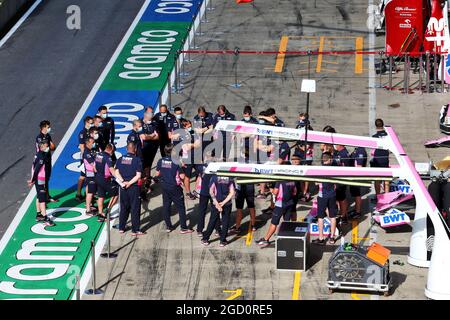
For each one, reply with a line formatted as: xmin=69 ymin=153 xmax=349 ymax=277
xmin=97 ymin=122 xmax=103 ymax=127
xmin=137 ymin=127 xmax=143 ymax=133
xmin=161 ymin=112 xmax=167 ymax=117
xmin=258 ymin=120 xmax=265 ymax=124
xmin=87 ymin=123 xmax=93 ymax=129
xmin=199 ymin=115 xmax=204 ymax=119
xmin=94 ymin=133 xmax=99 ymax=140
xmin=47 ymin=127 xmax=52 ymax=134
xmin=244 ymin=116 xmax=251 ymax=121
xmin=176 ymin=114 xmax=182 ymax=120
xmin=188 ymin=127 xmax=193 ymax=132
xmin=44 ymin=147 xmax=50 ymax=153
xmin=101 ymin=113 xmax=107 ymax=119
xmin=92 ymin=143 xmax=96 ymax=149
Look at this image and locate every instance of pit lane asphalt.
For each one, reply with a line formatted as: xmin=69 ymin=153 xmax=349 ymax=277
xmin=0 ymin=0 xmax=145 ymax=238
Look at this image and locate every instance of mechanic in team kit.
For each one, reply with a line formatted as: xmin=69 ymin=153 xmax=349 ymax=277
xmin=28 ymin=140 xmax=55 ymax=226
xmin=193 ymin=106 xmax=214 ymax=157
xmin=97 ymin=105 xmax=116 ymax=156
xmin=83 ymin=137 xmax=98 ymax=216
xmin=76 ymin=116 xmax=94 ymax=202
xmin=255 ymin=163 xmax=297 ymax=247
xmin=239 ymin=105 xmax=258 ymax=163
xmin=93 ymin=115 xmax=106 ymax=150
xmin=35 ymin=120 xmax=57 ymax=202
xmin=155 ymin=144 xmax=194 ymax=234
xmin=154 ymin=104 xmax=176 ymax=157
xmin=195 ymin=151 xmax=220 ymax=237
xmin=334 ymin=142 xmax=353 ymax=224
xmin=127 ymin=119 xmax=146 ymax=200
xmin=349 ymin=146 xmax=368 ymax=219
xmin=201 ymin=174 xmax=236 ymax=248
xmin=371 ymin=118 xmax=390 ymax=196
xmin=95 ymin=143 xmax=119 ymax=222
xmin=213 ymin=105 xmax=236 ymax=161
xmin=179 ymin=118 xmax=202 ymax=200
xmin=312 ymin=152 xmax=339 ymax=245
xmin=141 ymin=107 xmax=159 ymax=196
xmin=114 ymin=141 xmax=145 ymax=236
xmin=168 ymin=106 xmax=184 ymax=142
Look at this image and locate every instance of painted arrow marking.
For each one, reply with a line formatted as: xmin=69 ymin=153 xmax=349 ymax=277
xmin=223 ymin=288 xmax=243 ymax=300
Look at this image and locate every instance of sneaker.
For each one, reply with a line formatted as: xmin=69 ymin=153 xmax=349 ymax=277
xmin=186 ymin=193 xmax=197 ymax=200
xmin=197 ymin=231 xmax=203 ymax=237
xmin=219 ymin=241 xmax=229 ymax=248
xmin=85 ymin=211 xmax=97 ymax=217
xmin=228 ymin=225 xmax=240 ymax=234
xmin=348 ymin=211 xmax=361 ymax=219
xmin=312 ymin=238 xmax=327 ymax=245
xmin=166 ymin=227 xmax=175 ymax=233
xmin=43 ymin=216 xmax=55 ymax=227
xmin=192 ymin=190 xmax=200 ymax=199
xmin=180 ymin=228 xmax=194 ymax=234
xmin=36 ymin=213 xmax=45 ymax=222
xmin=201 ymin=239 xmax=210 ymax=246
xmin=214 ymin=230 xmax=220 ymax=237
xmin=75 ymin=194 xmax=84 ymax=202
xmin=131 ymin=231 xmax=146 ymax=237
xmin=252 ymin=226 xmax=257 ymax=232
xmin=255 ymin=238 xmax=270 ymax=247
xmin=256 ymin=192 xmax=266 ymax=199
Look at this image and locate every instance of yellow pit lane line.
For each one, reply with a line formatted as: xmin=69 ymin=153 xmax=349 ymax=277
xmin=274 ymin=35 xmax=289 ymax=73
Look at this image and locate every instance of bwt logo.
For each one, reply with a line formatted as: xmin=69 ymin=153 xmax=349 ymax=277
xmin=254 ymin=168 xmax=273 ymax=174
xmin=257 ymin=128 xmax=273 ymax=135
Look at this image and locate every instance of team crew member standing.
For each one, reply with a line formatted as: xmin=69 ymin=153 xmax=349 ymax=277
xmin=213 ymin=105 xmax=236 ymax=161
xmin=256 ymin=177 xmax=297 ymax=247
xmin=115 ymin=142 xmax=145 ymax=236
xmin=83 ymin=137 xmax=98 ymax=216
xmin=196 ymin=152 xmax=220 ymax=237
xmin=141 ymin=107 xmax=159 ymax=193
xmin=28 ymin=141 xmax=55 ymax=226
xmin=154 ymin=104 xmax=176 ymax=157
xmin=76 ymin=116 xmax=94 ymax=201
xmin=93 ymin=116 xmax=105 ymax=150
xmin=334 ymin=144 xmax=353 ymax=224
xmin=312 ymin=152 xmax=338 ymax=245
xmin=97 ymin=106 xmax=115 ymax=153
xmin=95 ymin=144 xmax=119 ymax=222
xmin=231 ymin=182 xmax=256 ymax=233
xmin=127 ymin=120 xmax=146 ymax=199
xmin=36 ymin=120 xmax=57 ymax=202
xmin=371 ymin=118 xmax=390 ymax=196
xmin=179 ymin=119 xmax=202 ymax=200
xmin=155 ymin=144 xmax=194 ymax=234
xmin=168 ymin=106 xmax=184 ymax=142
xmin=201 ymin=175 xmax=236 ymax=247
xmin=349 ymin=146 xmax=368 ymax=219
xmin=193 ymin=106 xmax=214 ymax=156
xmin=239 ymin=105 xmax=258 ymax=163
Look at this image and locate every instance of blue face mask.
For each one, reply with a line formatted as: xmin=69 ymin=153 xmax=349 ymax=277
xmin=47 ymin=127 xmax=52 ymax=134
xmin=97 ymin=122 xmax=103 ymax=127
xmin=187 ymin=127 xmax=193 ymax=132
xmin=137 ymin=127 xmax=143 ymax=133
xmin=92 ymin=143 xmax=96 ymax=149
xmin=176 ymin=114 xmax=182 ymax=120
xmin=244 ymin=116 xmax=251 ymax=121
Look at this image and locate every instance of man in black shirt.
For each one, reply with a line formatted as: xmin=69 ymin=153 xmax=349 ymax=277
xmin=35 ymin=120 xmax=57 ymax=202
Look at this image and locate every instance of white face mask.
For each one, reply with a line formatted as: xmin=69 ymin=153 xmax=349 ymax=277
xmin=94 ymin=133 xmax=99 ymax=140
xmin=101 ymin=113 xmax=107 ymax=119
xmin=43 ymin=147 xmax=50 ymax=153
xmin=175 ymin=114 xmax=182 ymax=120
xmin=47 ymin=127 xmax=52 ymax=134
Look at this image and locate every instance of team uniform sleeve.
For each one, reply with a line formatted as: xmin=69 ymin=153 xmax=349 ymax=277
xmin=110 ymin=119 xmax=115 ymax=144
xmin=156 ymin=159 xmax=162 ymax=172
xmin=31 ymin=155 xmax=44 ymax=183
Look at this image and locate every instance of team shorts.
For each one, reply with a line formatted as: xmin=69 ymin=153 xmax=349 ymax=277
xmin=336 ymin=185 xmax=347 ymax=201
xmin=95 ymin=177 xmax=118 ymax=198
xmin=235 ymin=185 xmax=255 ymax=209
xmin=317 ymin=196 xmax=338 ymax=219
xmin=271 ymin=205 xmax=293 ymax=226
xmin=181 ymin=164 xmax=201 ymax=178
xmin=86 ymin=177 xmax=97 ymax=194
xmin=349 ymin=186 xmax=361 ymax=197
xmin=35 ymin=182 xmax=48 ymax=203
